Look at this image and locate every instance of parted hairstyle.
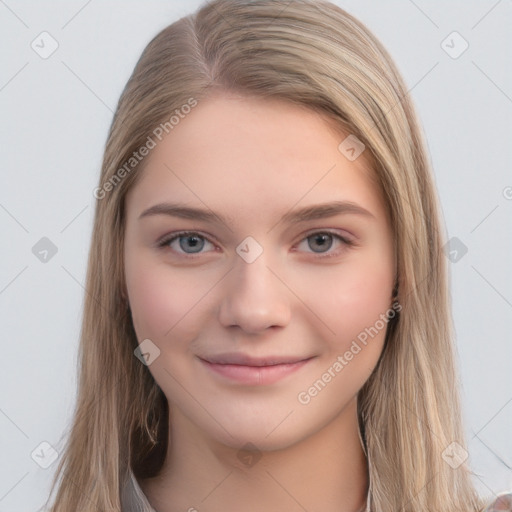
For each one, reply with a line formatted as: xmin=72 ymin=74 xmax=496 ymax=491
xmin=46 ymin=1 xmax=488 ymax=510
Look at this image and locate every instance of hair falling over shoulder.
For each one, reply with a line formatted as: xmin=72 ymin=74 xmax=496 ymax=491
xmin=45 ymin=1 xmax=490 ymax=510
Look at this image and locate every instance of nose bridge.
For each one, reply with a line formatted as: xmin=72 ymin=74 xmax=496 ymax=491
xmin=218 ymin=236 xmax=291 ymax=332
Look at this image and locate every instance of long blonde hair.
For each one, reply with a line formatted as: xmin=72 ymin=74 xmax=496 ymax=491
xmin=46 ymin=1 xmax=487 ymax=510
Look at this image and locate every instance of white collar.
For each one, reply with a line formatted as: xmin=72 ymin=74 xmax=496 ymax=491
xmin=121 ymin=470 xmax=157 ymax=512
xmin=123 ymin=469 xmax=371 ymax=512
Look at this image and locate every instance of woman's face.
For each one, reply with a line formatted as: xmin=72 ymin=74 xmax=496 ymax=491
xmin=124 ymin=93 xmax=396 ymax=450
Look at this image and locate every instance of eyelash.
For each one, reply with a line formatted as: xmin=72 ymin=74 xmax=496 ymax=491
xmin=156 ymin=230 xmax=355 ymax=260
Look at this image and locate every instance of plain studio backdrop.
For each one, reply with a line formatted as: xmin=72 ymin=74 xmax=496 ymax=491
xmin=1 ymin=1 xmax=511 ymax=510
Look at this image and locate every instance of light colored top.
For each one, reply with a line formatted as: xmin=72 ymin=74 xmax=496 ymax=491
xmin=482 ymin=492 xmax=512 ymax=511
xmin=121 ymin=470 xmax=156 ymax=512
xmin=121 ymin=468 xmax=512 ymax=511
xmin=120 ymin=469 xmax=371 ymax=511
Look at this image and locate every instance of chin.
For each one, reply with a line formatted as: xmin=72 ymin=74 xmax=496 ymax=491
xmin=196 ymin=404 xmax=324 ymax=454
xmin=211 ymin=422 xmax=311 ymax=455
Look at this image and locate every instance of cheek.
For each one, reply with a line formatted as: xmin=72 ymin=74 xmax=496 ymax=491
xmin=345 ymin=264 xmax=393 ymax=325
xmin=293 ymin=258 xmax=394 ymax=409
xmin=125 ymin=255 xmax=202 ymax=341
xmin=301 ymin=252 xmax=394 ymax=350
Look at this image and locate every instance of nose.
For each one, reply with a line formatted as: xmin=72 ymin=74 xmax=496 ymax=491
xmin=218 ymin=248 xmax=292 ymax=333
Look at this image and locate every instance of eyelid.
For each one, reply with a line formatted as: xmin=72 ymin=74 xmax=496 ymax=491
xmin=292 ymin=229 xmax=356 ymax=259
xmin=300 ymin=227 xmax=355 ymax=244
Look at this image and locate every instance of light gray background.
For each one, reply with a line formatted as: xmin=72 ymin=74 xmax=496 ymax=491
xmin=1 ymin=1 xmax=511 ymax=510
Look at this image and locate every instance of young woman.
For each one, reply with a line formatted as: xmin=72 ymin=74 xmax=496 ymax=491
xmin=45 ymin=1 xmax=511 ymax=511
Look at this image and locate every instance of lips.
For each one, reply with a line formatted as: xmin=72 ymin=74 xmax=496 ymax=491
xmin=200 ymin=353 xmax=311 ymax=366
xmin=198 ymin=353 xmax=315 ymax=385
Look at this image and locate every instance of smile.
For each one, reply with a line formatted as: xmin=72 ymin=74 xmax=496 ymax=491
xmin=198 ymin=354 xmax=316 ymax=386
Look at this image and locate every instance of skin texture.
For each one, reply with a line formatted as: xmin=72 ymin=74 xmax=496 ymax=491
xmin=123 ymin=92 xmax=396 ymax=512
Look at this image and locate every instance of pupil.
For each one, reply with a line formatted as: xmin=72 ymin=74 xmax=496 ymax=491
xmin=181 ymin=235 xmax=203 ymax=253
xmin=311 ymin=234 xmax=332 ymax=252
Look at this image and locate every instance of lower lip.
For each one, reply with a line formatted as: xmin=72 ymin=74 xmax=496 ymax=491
xmin=199 ymin=358 xmax=314 ymax=385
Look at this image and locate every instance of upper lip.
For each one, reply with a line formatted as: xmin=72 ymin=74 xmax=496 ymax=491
xmin=199 ymin=353 xmax=314 ymax=367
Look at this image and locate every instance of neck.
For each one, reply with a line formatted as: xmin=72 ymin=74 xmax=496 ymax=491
xmin=140 ymin=397 xmax=369 ymax=512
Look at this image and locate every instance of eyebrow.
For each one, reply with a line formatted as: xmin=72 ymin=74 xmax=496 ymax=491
xmin=138 ymin=200 xmax=375 ymax=225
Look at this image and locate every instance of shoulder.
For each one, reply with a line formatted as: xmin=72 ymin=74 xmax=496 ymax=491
xmin=482 ymin=492 xmax=512 ymax=511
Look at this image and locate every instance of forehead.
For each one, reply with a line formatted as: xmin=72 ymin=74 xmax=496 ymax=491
xmin=125 ymin=93 xmax=385 ymax=224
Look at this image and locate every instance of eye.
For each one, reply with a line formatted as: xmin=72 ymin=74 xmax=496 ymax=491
xmin=295 ymin=230 xmax=354 ymax=259
xmin=157 ymin=231 xmax=216 ymax=256
xmin=157 ymin=230 xmax=354 ymax=259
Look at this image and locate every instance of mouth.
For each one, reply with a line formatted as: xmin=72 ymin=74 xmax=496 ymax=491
xmin=197 ymin=353 xmax=316 ymax=386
